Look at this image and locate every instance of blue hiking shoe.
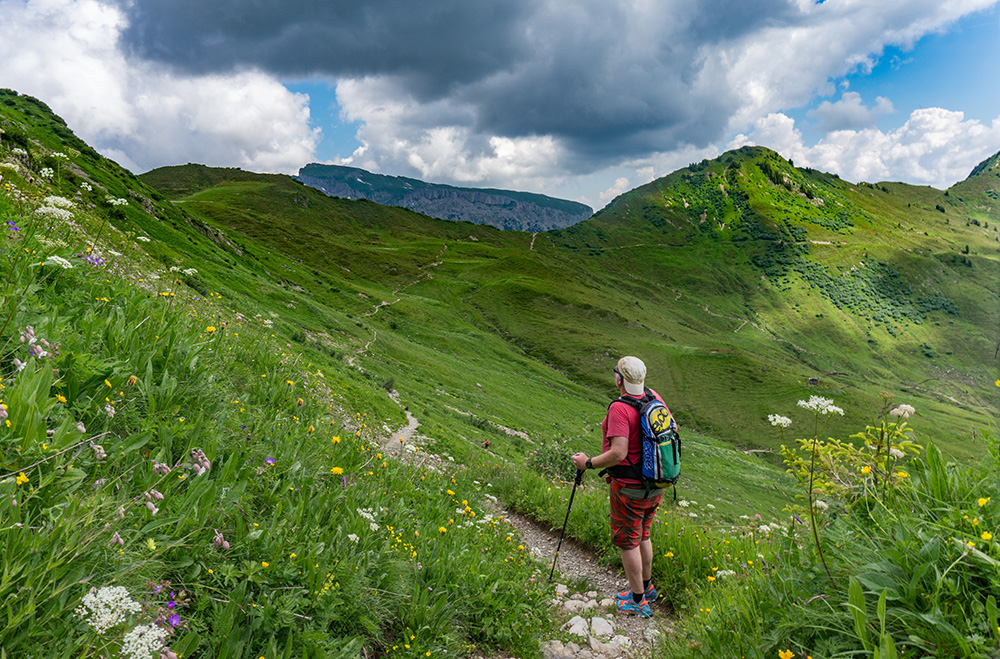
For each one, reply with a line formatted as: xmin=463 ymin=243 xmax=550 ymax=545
xmin=615 ymin=594 xmax=652 ymax=618
xmin=616 ymin=583 xmax=658 ymax=602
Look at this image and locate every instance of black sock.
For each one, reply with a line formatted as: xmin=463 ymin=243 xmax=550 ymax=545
xmin=632 ymin=591 xmax=643 ymax=604
xmin=643 ymin=579 xmax=651 ymax=591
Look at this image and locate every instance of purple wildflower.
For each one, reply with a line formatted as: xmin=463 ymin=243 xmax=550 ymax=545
xmin=168 ymin=614 xmax=181 ymax=627
xmin=6 ymin=220 xmax=19 ymax=232
xmin=265 ymin=457 xmax=275 ymax=465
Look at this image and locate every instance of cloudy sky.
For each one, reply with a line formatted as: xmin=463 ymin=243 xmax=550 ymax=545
xmin=2 ymin=0 xmax=999 ymax=210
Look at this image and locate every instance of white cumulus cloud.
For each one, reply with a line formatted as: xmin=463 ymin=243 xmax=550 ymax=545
xmin=0 ymin=0 xmax=318 ymax=174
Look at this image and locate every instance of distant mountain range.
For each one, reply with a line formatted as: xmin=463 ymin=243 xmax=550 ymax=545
xmin=296 ymin=163 xmax=592 ymax=231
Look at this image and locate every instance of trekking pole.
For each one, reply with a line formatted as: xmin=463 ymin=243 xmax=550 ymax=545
xmin=549 ymin=469 xmax=584 ymax=583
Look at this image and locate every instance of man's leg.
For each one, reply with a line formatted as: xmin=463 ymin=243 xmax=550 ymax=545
xmin=639 ymin=537 xmax=653 ymax=582
xmin=621 ymin=545 xmax=644 ymax=595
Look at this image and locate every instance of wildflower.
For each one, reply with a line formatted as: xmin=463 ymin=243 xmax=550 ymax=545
xmin=145 ymin=501 xmax=159 ymax=516
xmin=331 ymin=436 xmax=341 ymax=444
xmin=983 ymin=532 xmax=993 ymax=541
xmin=665 ymin=552 xmax=674 ymax=557
xmin=15 ymin=472 xmax=28 ymax=486
xmin=77 ymin=586 xmax=142 ymax=633
xmin=860 ymin=465 xmax=871 ymax=475
xmin=779 ymin=651 xmax=794 ymax=659
xmin=896 ymin=471 xmax=908 ymax=479
xmin=127 ymin=375 xmax=138 ymax=386
xmin=348 ymin=533 xmax=359 ymax=543
xmin=889 ymin=404 xmax=915 ymax=419
xmin=212 ymin=530 xmax=230 ymax=551
xmin=136 ymin=235 xmax=151 ymax=242
xmin=56 ymin=394 xmax=67 ymax=403
xmin=889 ymin=448 xmax=905 ymax=459
xmin=797 ymin=396 xmax=843 ymax=415
xmin=439 ymin=527 xmax=447 ymax=533
xmin=707 ymin=575 xmax=716 ymax=581
xmin=153 ymin=462 xmax=171 ymax=475
xmin=111 ymin=531 xmax=124 ymax=546
xmin=44 ymin=255 xmax=73 ymax=269
xmin=167 ymin=613 xmax=181 ymax=627
xmin=262 ymin=562 xmax=269 ymax=568
xmin=768 ymin=414 xmax=792 ymax=428
xmin=105 ymin=404 xmax=116 ymax=418
xmin=205 ymin=326 xmax=216 ymax=333
xmin=979 ymin=497 xmax=991 ymax=507
xmin=265 ymin=457 xmax=276 ymax=465
xmin=119 ymin=623 xmax=165 ymax=659
xmin=331 ymin=467 xmax=343 ymax=475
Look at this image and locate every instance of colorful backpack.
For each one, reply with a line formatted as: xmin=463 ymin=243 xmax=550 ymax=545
xmin=603 ymin=388 xmax=681 ymax=499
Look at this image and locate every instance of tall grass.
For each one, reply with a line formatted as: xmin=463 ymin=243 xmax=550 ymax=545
xmin=1 ymin=159 xmax=549 ymax=657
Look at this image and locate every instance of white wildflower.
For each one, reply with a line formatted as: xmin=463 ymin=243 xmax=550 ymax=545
xmin=44 ymin=255 xmax=73 ymax=269
xmin=181 ymin=268 xmax=198 ymax=276
xmin=889 ymin=404 xmax=915 ymax=419
xmin=119 ymin=623 xmax=165 ymax=659
xmin=347 ymin=533 xmax=359 ymax=543
xmin=39 ymin=167 xmax=54 ymax=179
xmin=136 ymin=236 xmax=151 ymax=242
xmin=12 ymin=147 xmax=26 ymax=156
xmin=52 ymin=152 xmax=68 ymax=159
xmin=768 ymin=414 xmax=792 ymax=428
xmin=356 ymin=508 xmax=376 ymax=522
xmin=76 ymin=586 xmax=141 ymax=633
xmin=80 ymin=181 xmax=93 ymax=192
xmin=688 ymin=512 xmax=699 ymax=518
xmin=106 ymin=197 xmax=128 ymax=206
xmin=889 ymin=447 xmax=905 ymax=459
xmin=35 ymin=206 xmax=74 ymax=221
xmin=716 ymin=569 xmax=736 ymax=578
xmin=706 ymin=503 xmax=716 ymax=509
xmin=43 ymin=195 xmax=74 ymax=208
xmin=797 ymin=396 xmax=844 ymax=415
xmin=813 ymin=500 xmax=829 ymax=511
xmin=677 ymin=500 xmax=690 ymax=508
xmin=369 ymin=522 xmax=379 ymax=532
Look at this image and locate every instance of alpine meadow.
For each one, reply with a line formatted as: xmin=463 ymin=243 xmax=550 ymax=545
xmin=2 ymin=88 xmax=999 ymax=658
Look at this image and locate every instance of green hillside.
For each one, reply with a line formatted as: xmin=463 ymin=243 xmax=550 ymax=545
xmin=143 ymin=149 xmax=999 ymax=466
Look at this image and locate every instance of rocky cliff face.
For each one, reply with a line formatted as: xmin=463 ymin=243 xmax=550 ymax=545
xmin=297 ymin=165 xmax=592 ymax=232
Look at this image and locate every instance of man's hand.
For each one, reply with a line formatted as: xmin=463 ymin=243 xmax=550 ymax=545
xmin=571 ymin=452 xmax=589 ymax=471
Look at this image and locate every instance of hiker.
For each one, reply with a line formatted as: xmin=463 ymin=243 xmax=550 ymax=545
xmin=571 ymin=356 xmax=667 ymax=618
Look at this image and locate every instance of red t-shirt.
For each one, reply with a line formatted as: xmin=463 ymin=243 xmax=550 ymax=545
xmin=602 ymin=389 xmax=667 ymax=486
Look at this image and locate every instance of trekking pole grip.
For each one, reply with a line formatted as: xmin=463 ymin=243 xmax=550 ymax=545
xmin=574 ymin=468 xmax=584 ymax=485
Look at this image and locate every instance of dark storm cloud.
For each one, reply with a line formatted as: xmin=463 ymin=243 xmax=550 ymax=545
xmin=118 ymin=0 xmax=535 ymax=97
xmin=117 ymin=0 xmax=805 ymax=164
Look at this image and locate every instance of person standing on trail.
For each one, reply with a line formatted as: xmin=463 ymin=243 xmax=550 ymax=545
xmin=571 ymin=356 xmax=667 ymax=618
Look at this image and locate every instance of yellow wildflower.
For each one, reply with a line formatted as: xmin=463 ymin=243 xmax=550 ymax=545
xmin=206 ymin=326 xmax=216 ymax=333
xmin=982 ymin=531 xmax=993 ymax=541
xmin=262 ymin=561 xmax=269 ymax=568
xmin=15 ymin=472 xmax=29 ymax=485
xmin=779 ymin=651 xmax=794 ymax=659
xmin=438 ymin=527 xmax=447 ymax=534
xmin=56 ymin=394 xmax=67 ymax=403
xmin=860 ymin=465 xmax=871 ymax=474
xmin=979 ymin=497 xmax=991 ymax=507
xmin=331 ymin=467 xmax=344 ymax=475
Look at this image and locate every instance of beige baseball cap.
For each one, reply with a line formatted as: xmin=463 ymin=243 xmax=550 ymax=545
xmin=616 ymin=356 xmax=646 ymax=395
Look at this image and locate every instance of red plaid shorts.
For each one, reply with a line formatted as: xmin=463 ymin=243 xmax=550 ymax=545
xmin=609 ymin=479 xmax=662 ymax=550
